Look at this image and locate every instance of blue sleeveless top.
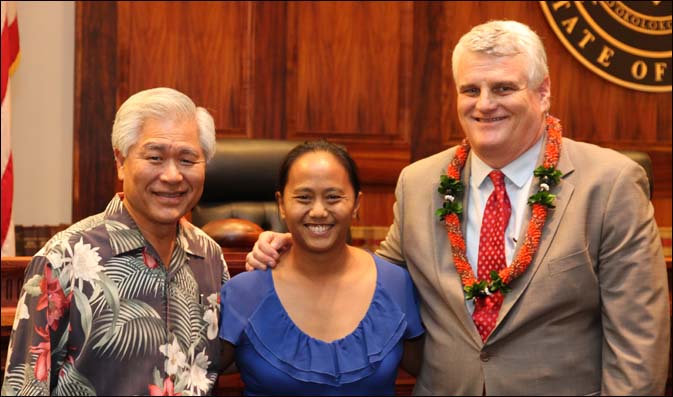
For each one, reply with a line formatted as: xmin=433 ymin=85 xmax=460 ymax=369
xmin=219 ymin=254 xmax=424 ymax=396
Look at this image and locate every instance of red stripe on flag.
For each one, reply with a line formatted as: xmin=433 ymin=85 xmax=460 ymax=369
xmin=2 ymin=2 xmax=19 ymax=253
xmin=1 ymin=9 xmax=20 ymax=102
xmin=1 ymin=154 xmax=13 ymax=244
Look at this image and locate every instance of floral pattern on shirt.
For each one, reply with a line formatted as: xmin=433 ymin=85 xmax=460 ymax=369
xmin=1 ymin=194 xmax=229 ymax=396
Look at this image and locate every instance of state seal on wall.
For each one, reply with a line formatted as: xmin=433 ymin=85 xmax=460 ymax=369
xmin=540 ymin=1 xmax=671 ymax=92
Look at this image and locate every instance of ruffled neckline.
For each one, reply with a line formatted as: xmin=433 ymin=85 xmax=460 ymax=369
xmin=244 ymin=257 xmax=408 ymax=386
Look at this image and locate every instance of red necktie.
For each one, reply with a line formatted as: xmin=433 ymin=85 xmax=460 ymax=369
xmin=472 ymin=170 xmax=511 ymax=342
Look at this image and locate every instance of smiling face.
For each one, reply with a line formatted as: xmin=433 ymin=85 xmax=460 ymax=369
xmin=455 ymin=52 xmax=550 ymax=168
xmin=277 ymin=151 xmax=361 ymax=255
xmin=114 ymin=116 xmax=206 ymax=234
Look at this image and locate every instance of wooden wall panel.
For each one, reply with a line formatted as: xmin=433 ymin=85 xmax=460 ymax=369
xmin=248 ymin=2 xmax=287 ymax=139
xmin=74 ymin=1 xmax=671 ymax=229
xmin=287 ymin=1 xmax=410 ymax=141
xmin=73 ymin=1 xmax=119 ymax=221
xmin=119 ymin=1 xmax=250 ymax=137
xmin=354 ymin=186 xmax=397 ymax=228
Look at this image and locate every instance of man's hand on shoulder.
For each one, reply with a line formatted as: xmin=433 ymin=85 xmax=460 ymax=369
xmin=244 ymin=231 xmax=293 ymax=271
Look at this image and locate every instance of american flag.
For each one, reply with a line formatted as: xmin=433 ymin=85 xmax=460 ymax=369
xmin=1 ymin=0 xmax=20 ymax=256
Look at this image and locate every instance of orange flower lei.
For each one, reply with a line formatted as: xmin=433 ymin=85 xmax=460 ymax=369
xmin=439 ymin=115 xmax=563 ymax=300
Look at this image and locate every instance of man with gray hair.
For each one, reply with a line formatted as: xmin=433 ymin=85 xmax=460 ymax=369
xmin=247 ymin=20 xmax=670 ymax=395
xmin=2 ymin=87 xmax=229 ymax=395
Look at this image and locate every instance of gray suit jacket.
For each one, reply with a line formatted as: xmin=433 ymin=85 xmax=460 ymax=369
xmin=377 ymin=137 xmax=670 ymax=395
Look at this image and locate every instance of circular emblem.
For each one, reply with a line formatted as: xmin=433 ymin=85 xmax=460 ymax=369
xmin=540 ymin=1 xmax=671 ymax=92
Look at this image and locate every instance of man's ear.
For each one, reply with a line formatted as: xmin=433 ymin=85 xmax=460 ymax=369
xmin=275 ymin=191 xmax=285 ymax=219
xmin=353 ymin=191 xmax=363 ymax=219
xmin=114 ymin=149 xmax=125 ymax=181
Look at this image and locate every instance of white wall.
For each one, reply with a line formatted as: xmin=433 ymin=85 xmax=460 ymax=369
xmin=12 ymin=1 xmax=74 ymax=225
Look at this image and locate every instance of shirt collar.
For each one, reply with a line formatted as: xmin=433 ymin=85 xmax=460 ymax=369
xmin=470 ymin=136 xmax=544 ymax=189
xmin=103 ymin=193 xmax=206 ymax=258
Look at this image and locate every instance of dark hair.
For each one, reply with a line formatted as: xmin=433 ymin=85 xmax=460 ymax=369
xmin=278 ymin=139 xmax=361 ymax=195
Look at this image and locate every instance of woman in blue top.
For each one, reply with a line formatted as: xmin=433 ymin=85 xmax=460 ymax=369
xmin=219 ymin=140 xmax=424 ymax=396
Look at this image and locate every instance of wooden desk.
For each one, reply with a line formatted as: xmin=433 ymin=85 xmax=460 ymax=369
xmin=1 ymin=256 xmax=27 ymax=328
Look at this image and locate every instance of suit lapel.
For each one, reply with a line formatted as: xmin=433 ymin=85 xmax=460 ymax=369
xmin=494 ymin=137 xmax=576 ymax=333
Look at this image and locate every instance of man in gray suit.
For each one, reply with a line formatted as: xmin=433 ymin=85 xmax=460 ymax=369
xmin=246 ymin=20 xmax=670 ymax=395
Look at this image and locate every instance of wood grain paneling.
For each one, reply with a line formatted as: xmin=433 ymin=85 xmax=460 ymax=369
xmin=248 ymin=1 xmax=288 ymax=139
xmin=410 ymin=2 xmax=450 ymax=162
xmin=73 ymin=1 xmax=119 ymax=221
xmin=354 ymin=185 xmax=398 ymax=228
xmin=120 ymin=1 xmax=250 ymax=136
xmin=287 ymin=1 xmax=412 ymax=141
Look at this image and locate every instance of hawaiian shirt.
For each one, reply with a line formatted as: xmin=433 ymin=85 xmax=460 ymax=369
xmin=1 ymin=194 xmax=229 ymax=396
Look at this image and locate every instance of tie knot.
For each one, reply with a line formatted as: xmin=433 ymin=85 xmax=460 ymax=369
xmin=489 ymin=170 xmax=506 ymax=191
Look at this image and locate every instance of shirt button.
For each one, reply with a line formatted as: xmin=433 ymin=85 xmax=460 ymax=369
xmin=480 ymin=352 xmax=490 ymax=362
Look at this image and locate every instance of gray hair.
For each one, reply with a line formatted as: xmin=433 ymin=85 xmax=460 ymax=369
xmin=111 ymin=87 xmax=217 ymax=162
xmin=452 ymin=20 xmax=549 ymax=88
